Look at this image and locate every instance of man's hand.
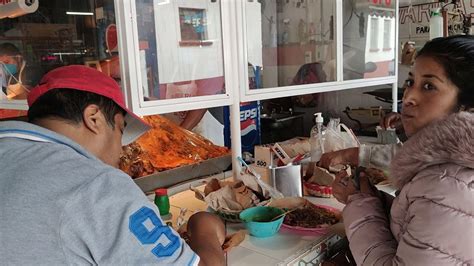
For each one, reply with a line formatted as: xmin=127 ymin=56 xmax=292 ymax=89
xmin=319 ymin=147 xmax=359 ymax=169
xmin=187 ymin=212 xmax=225 ymax=266
xmin=380 ymin=112 xmax=402 ymax=130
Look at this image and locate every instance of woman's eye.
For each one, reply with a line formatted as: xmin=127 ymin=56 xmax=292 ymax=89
xmin=422 ymin=83 xmax=435 ymax=90
xmin=404 ymin=79 xmax=414 ymax=87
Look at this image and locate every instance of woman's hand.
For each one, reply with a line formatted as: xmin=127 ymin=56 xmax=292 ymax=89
xmin=380 ymin=112 xmax=402 ymax=130
xmin=319 ymin=147 xmax=359 ymax=169
xmin=331 ymin=171 xmax=358 ymax=204
xmin=358 ymin=172 xmax=378 ymax=196
xmin=331 ymin=170 xmax=378 ymax=204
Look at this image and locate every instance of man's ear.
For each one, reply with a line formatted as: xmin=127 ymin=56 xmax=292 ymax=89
xmin=82 ymin=104 xmax=106 ymax=135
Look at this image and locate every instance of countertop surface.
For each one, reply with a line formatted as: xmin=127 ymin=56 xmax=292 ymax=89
xmin=148 ymin=181 xmax=346 ymax=265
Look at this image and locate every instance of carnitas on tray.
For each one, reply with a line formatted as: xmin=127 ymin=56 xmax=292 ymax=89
xmin=119 ymin=115 xmax=229 ymax=178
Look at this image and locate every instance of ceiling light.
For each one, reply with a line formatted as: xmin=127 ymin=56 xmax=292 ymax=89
xmin=66 ymin=11 xmax=94 ymax=16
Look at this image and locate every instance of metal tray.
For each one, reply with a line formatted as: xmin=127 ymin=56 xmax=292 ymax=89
xmin=133 ymin=154 xmax=232 ymax=193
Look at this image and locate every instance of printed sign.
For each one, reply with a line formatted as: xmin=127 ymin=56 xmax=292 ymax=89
xmin=399 ymin=1 xmax=474 ymax=44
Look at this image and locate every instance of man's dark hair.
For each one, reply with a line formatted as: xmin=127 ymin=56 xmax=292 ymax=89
xmin=417 ymin=35 xmax=474 ymax=110
xmin=0 ymin=43 xmax=21 ymax=56
xmin=28 ymin=89 xmax=126 ymax=128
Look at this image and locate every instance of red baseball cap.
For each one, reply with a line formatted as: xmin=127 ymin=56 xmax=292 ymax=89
xmin=27 ymin=65 xmax=150 ymax=145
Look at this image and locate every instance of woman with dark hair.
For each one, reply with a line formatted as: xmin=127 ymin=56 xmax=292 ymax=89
xmin=320 ymin=35 xmax=474 ymax=170
xmin=331 ymin=35 xmax=473 ymax=265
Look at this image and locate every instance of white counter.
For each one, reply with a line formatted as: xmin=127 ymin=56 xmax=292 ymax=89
xmin=225 ymin=197 xmax=345 ymax=265
xmin=148 ymin=182 xmax=346 ymax=265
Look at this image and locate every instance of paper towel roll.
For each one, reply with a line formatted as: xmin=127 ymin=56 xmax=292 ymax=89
xmin=0 ymin=0 xmax=39 ymax=19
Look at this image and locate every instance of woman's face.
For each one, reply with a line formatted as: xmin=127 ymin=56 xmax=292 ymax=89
xmin=401 ymin=56 xmax=459 ymax=137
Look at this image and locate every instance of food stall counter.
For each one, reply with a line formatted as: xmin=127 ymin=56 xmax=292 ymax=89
xmin=147 ymin=177 xmax=346 ymax=265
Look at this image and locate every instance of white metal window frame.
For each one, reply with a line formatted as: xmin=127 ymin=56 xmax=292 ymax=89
xmin=115 ymin=0 xmax=235 ymax=117
xmin=0 ymin=1 xmax=398 ymax=114
xmin=0 ymin=0 xmax=398 ymax=176
xmin=237 ymin=0 xmax=397 ymax=103
xmin=115 ymin=0 xmax=399 ymax=174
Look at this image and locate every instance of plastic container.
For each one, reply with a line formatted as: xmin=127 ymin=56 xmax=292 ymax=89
xmin=239 ymin=206 xmax=285 ymax=238
xmin=154 ymin=188 xmax=170 ymax=216
xmin=270 ymin=164 xmax=302 ymax=197
xmin=310 ymin=112 xmax=325 ymax=162
xmin=304 ymin=182 xmax=333 ymax=198
xmin=430 ymin=8 xmax=443 ymax=40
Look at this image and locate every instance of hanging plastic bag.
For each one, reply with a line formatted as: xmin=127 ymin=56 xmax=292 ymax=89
xmin=324 ymin=118 xmax=359 ymax=153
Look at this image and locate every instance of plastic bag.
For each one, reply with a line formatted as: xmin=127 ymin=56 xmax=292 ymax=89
xmin=237 ymin=157 xmax=284 ymax=200
xmin=324 ymin=118 xmax=359 ymax=153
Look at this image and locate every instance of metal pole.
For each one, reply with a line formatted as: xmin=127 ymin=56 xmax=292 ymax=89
xmin=393 ymin=0 xmax=400 ymax=112
xmin=227 ymin=0 xmax=243 ymax=177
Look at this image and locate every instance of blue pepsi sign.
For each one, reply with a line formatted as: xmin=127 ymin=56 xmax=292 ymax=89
xmin=224 ymin=101 xmax=261 ymax=154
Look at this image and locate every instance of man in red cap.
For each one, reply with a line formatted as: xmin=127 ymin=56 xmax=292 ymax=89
xmin=0 ymin=65 xmax=225 ymax=265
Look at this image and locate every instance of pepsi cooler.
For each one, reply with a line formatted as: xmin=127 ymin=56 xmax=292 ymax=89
xmin=224 ymin=101 xmax=261 ymax=155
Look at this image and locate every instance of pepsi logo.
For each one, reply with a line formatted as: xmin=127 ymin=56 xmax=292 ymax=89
xmin=240 ymin=108 xmax=258 ymax=121
xmin=241 ymin=118 xmax=257 ymax=136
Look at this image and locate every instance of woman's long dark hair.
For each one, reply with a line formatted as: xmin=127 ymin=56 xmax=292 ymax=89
xmin=417 ymin=35 xmax=474 ymax=111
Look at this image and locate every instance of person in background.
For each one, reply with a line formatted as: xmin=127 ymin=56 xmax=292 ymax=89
xmin=0 ymin=65 xmax=225 ymax=265
xmin=163 ymin=79 xmax=226 ymax=146
xmin=332 ymin=35 xmax=474 ymax=265
xmin=0 ymin=43 xmax=29 ymax=99
xmin=0 ymin=43 xmax=22 ymax=78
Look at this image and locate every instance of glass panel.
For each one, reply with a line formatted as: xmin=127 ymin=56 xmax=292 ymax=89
xmin=246 ymin=0 xmax=336 ymax=90
xmin=136 ymin=0 xmax=226 ymax=103
xmin=0 ymin=0 xmax=120 ymax=119
xmin=343 ymin=0 xmax=396 ymax=80
xmin=383 ymin=19 xmax=391 ymax=49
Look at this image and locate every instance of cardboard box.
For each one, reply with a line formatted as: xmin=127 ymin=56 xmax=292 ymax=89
xmin=254 ymin=144 xmax=275 ymax=168
xmin=271 ymin=143 xmax=293 ymax=165
xmin=254 ymin=137 xmax=310 ymax=168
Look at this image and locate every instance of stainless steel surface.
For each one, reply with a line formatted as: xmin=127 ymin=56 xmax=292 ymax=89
xmin=281 ymin=234 xmax=345 ymax=266
xmin=133 ymin=154 xmax=232 ymax=193
xmin=270 ymin=164 xmax=303 ymax=197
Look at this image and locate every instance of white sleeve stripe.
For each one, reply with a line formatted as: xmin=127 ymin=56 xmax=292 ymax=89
xmin=188 ymin=253 xmax=200 ymax=266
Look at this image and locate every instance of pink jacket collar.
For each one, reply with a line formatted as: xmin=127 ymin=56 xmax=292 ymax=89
xmin=390 ymin=112 xmax=474 ymax=189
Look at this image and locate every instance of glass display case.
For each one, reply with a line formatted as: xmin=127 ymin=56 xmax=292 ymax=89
xmin=1 ymin=0 xmax=398 ymax=115
xmin=239 ymin=0 xmax=398 ymax=102
xmin=0 ymin=0 xmax=399 ymax=171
